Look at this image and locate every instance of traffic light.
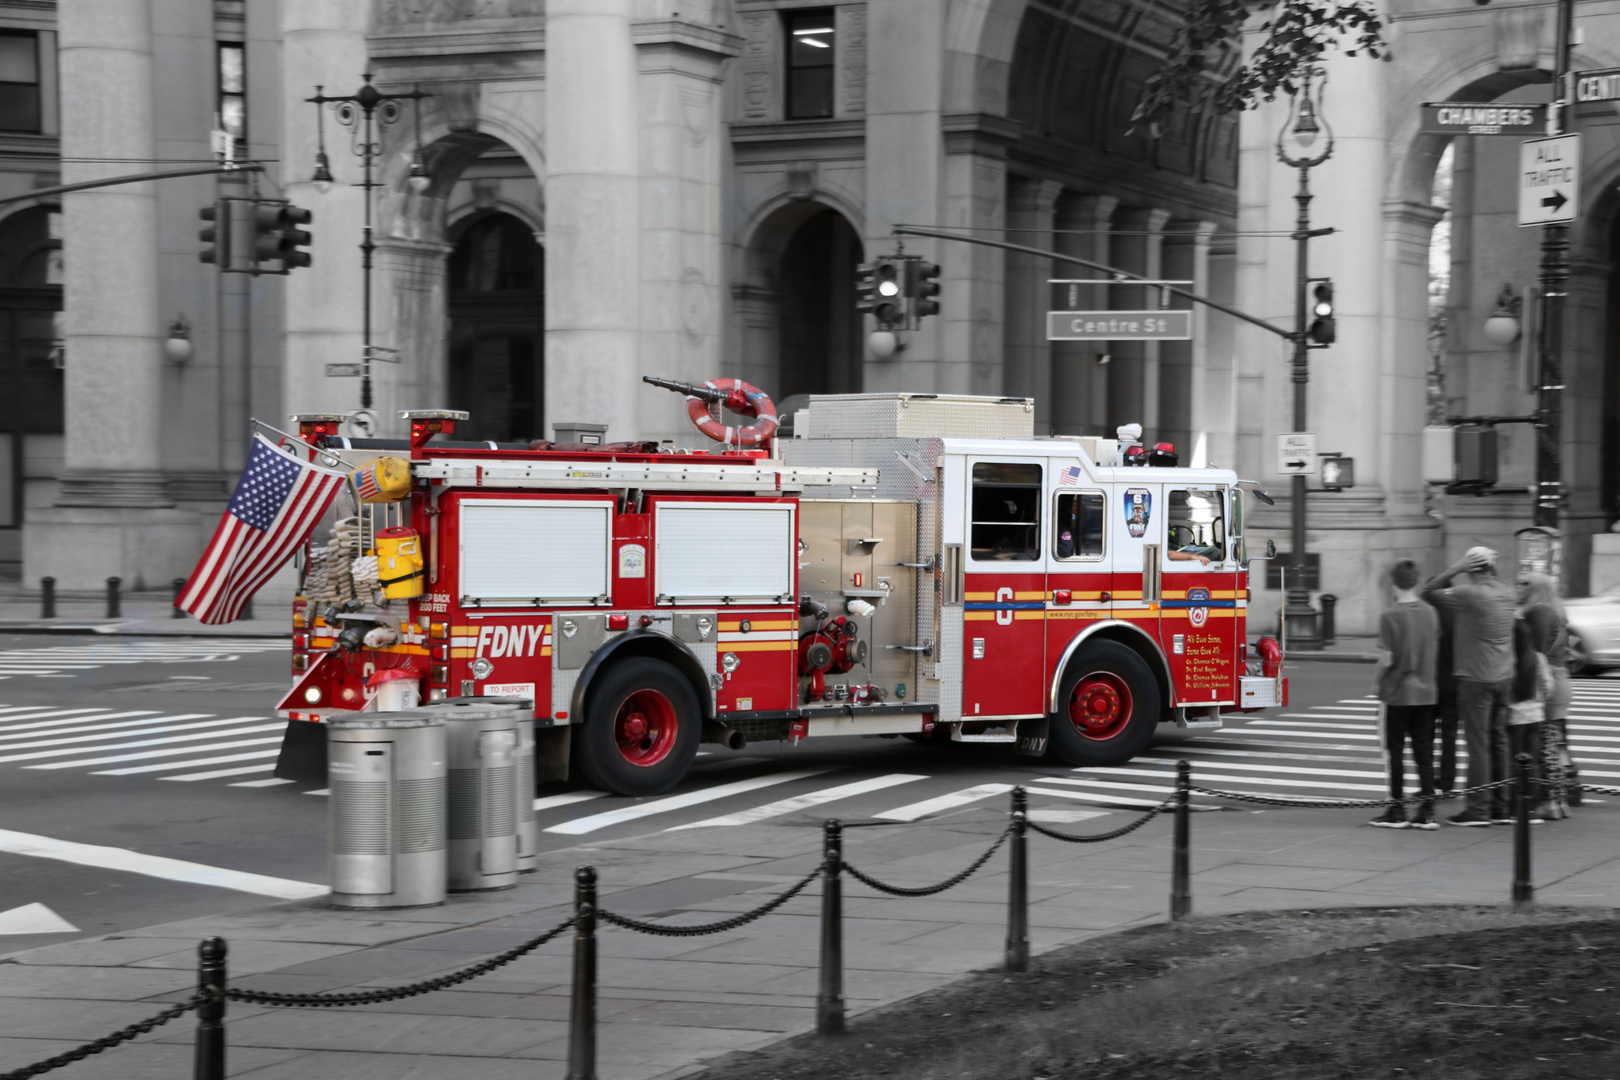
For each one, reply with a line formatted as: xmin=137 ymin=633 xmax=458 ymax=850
xmin=1308 ymin=280 xmax=1335 ymax=345
xmin=856 ymin=261 xmax=878 ymax=316
xmin=250 ymin=201 xmax=314 ymax=273
xmin=907 ymin=260 xmax=941 ymax=324
xmin=870 ymin=258 xmax=905 ymax=327
xmin=198 ymin=202 xmax=223 ymax=266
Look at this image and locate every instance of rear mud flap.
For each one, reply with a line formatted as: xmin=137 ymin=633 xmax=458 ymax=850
xmin=273 ymin=719 xmax=327 ymax=785
xmin=1016 ymin=716 xmax=1049 ymax=757
xmin=537 ymin=724 xmax=571 ymax=785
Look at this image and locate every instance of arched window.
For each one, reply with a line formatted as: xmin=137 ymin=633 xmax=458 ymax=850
xmin=448 ymin=212 xmax=544 ymax=444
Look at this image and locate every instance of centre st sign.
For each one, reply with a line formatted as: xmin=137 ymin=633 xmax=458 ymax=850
xmin=1419 ymin=102 xmax=1547 ymax=136
xmin=1046 ymin=310 xmax=1192 ymax=342
xmin=1575 ymin=68 xmax=1620 ymax=103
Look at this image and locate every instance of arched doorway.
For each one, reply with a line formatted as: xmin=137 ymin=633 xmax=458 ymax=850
xmin=447 ymin=212 xmax=544 ymax=443
xmin=776 ymin=208 xmax=862 ymax=400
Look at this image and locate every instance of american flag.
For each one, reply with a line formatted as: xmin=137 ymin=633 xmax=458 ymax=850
xmin=1059 ymin=465 xmax=1083 ymax=487
xmin=177 ymin=435 xmax=348 ymax=624
xmin=355 ymin=462 xmax=381 ymax=502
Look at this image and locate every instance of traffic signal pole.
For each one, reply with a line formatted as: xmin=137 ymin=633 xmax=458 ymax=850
xmin=1536 ymin=0 xmax=1575 ymax=529
xmin=0 ymin=163 xmax=262 ymax=208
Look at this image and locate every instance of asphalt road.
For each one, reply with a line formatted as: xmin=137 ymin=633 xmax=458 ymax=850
xmin=0 ymin=640 xmax=1405 ymax=958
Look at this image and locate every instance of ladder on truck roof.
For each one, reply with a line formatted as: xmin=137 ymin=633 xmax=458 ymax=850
xmin=412 ymin=457 xmax=879 ymax=493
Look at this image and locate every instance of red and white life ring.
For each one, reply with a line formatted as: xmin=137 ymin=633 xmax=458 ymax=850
xmin=685 ymin=378 xmax=779 ymax=449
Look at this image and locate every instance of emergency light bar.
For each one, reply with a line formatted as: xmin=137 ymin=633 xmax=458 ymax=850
xmin=412 ymin=458 xmax=879 ymax=493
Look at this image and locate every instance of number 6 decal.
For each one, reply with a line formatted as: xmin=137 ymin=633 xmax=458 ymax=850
xmin=996 ymin=586 xmax=1014 ymax=626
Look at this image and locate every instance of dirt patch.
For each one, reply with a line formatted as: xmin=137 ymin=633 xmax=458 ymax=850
xmin=693 ymin=906 xmax=1620 ymax=1080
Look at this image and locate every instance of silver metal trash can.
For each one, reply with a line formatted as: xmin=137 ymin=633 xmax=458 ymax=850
xmin=327 ymin=714 xmax=446 ymax=910
xmin=442 ymin=697 xmax=538 ymax=873
xmin=434 ymin=701 xmax=520 ymax=891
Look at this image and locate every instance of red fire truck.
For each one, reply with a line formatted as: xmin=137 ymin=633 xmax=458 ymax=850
xmin=276 ymin=380 xmax=1284 ymax=796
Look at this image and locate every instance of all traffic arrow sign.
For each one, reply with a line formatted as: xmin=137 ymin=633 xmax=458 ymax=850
xmin=1519 ymin=134 xmax=1580 ymax=227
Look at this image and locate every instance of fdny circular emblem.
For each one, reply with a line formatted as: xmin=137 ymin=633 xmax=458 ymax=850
xmin=1187 ymin=587 xmax=1210 ymax=628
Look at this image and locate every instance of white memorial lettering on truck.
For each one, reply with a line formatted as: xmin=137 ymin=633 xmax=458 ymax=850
xmin=271 ymin=386 xmax=1283 ymax=799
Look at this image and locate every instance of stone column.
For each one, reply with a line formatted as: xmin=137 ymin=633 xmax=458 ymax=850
xmin=1107 ymin=206 xmax=1170 ymax=434
xmin=1161 ymin=220 xmax=1216 ymax=461
xmin=280 ymin=1 xmax=369 ymax=421
xmin=1049 ymin=192 xmax=1116 ymax=435
xmin=546 ymin=0 xmax=641 ymax=441
xmin=863 ymin=0 xmax=944 ymax=392
xmin=24 ymin=0 xmax=194 ymax=589
xmin=1201 ymin=235 xmax=1239 ymax=469
xmin=632 ymin=17 xmax=739 ymax=444
xmin=940 ymin=120 xmax=1010 ymax=395
xmin=1003 ymin=178 xmax=1061 ymax=430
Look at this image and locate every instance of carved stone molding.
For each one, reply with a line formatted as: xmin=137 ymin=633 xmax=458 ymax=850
xmin=1493 ymin=3 xmax=1544 ymax=71
xmin=739 ymin=13 xmax=776 ymax=122
xmin=838 ymin=4 xmax=867 ymax=118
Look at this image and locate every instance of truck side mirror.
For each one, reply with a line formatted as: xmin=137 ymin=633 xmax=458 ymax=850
xmin=1264 ymin=538 xmax=1276 ymax=560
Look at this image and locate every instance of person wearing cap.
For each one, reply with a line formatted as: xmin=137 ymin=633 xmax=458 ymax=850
xmin=1422 ymin=546 xmax=1518 ymax=826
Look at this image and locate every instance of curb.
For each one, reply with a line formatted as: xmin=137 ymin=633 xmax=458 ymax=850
xmin=0 ymin=622 xmax=289 ymax=640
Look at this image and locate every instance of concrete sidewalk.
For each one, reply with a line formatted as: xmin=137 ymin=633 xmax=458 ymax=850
xmin=3 ymin=797 xmax=1618 ymax=1080
xmin=0 ymin=587 xmax=288 ymax=639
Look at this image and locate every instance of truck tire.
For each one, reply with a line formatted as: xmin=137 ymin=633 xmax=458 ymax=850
xmin=1048 ymin=641 xmax=1161 ymax=767
xmin=577 ymin=657 xmax=700 ymax=797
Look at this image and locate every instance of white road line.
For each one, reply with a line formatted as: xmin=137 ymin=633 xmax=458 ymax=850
xmin=1252 ymin=720 xmax=1372 ymax=730
xmin=533 ymin=791 xmax=608 ymax=812
xmin=26 ymin=734 xmax=285 ymax=770
xmin=1278 ymin=714 xmax=1378 ymax=722
xmin=232 ymin=778 xmax=295 ymax=788
xmin=1074 ymin=766 xmax=1388 ymax=792
xmin=160 ymin=763 xmax=278 ymax=782
xmin=1133 ymin=756 xmax=1388 ymax=780
xmin=0 ymin=715 xmax=230 ymax=751
xmin=1036 ymin=778 xmax=1175 ymax=796
xmin=1221 ymin=728 xmax=1378 ymax=741
xmin=1145 ymin=745 xmax=1381 ymax=765
xmin=304 ymin=789 xmax=329 ymax=796
xmin=874 ymin=782 xmax=1015 ymax=822
xmin=670 ymin=774 xmax=926 ymax=830
xmin=1334 ymin=699 xmax=1380 ymax=706
xmin=0 ymin=828 xmax=326 ymax=900
xmin=3 ymin=723 xmax=280 ymax=765
xmin=1027 ymin=785 xmax=1185 ymax=809
xmin=0 ymin=707 xmax=118 ymax=728
xmin=547 ymin=769 xmax=832 ymax=835
xmin=1185 ymin=737 xmax=1374 ymax=753
xmin=0 ymin=711 xmax=164 ymax=737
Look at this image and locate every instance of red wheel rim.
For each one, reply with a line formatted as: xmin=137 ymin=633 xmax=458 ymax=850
xmin=614 ymin=688 xmax=678 ymax=767
xmin=1068 ymin=671 xmax=1132 ymax=741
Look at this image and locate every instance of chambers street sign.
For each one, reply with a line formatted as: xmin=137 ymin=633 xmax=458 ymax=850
xmin=1047 ymin=311 xmax=1191 ymax=341
xmin=1420 ymin=102 xmax=1547 ymax=135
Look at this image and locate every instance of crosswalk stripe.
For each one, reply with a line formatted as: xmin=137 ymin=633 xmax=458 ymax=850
xmin=546 ymin=769 xmax=832 ymax=835
xmin=1252 ymin=720 xmax=1372 ymax=730
xmin=25 ymin=734 xmax=284 ymax=770
xmin=160 ymin=763 xmax=281 ymax=782
xmin=1027 ymin=785 xmax=1189 ymax=809
xmin=0 ymin=711 xmax=163 ymax=737
xmin=1133 ymin=756 xmax=1388 ymax=780
xmin=89 ymin=749 xmax=284 ymax=776
xmin=1222 ymin=728 xmax=1378 ymax=741
xmin=0 ymin=707 xmax=118 ymax=728
xmin=875 ymin=782 xmax=1015 ymax=822
xmin=534 ymin=791 xmax=608 ymax=812
xmin=0 ymin=828 xmax=324 ymax=899
xmin=232 ymin=777 xmax=295 ymax=788
xmin=1278 ymin=714 xmax=1379 ymax=721
xmin=1074 ymin=766 xmax=1390 ymax=793
xmin=0 ymin=715 xmax=234 ymax=752
xmin=670 ymin=773 xmax=926 ymax=830
xmin=0 ymin=722 xmax=278 ymax=764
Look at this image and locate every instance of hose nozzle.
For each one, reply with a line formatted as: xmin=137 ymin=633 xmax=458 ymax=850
xmin=643 ymin=376 xmax=725 ymax=405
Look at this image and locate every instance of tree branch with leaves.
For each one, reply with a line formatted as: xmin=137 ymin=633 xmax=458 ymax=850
xmin=1134 ymin=0 xmax=1388 ymax=133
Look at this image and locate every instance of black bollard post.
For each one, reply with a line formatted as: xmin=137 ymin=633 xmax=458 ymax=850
xmin=39 ymin=576 xmax=54 ymax=619
xmin=1171 ymin=760 xmax=1192 ymax=920
xmin=567 ymin=866 xmax=597 ymax=1080
xmin=817 ymin=819 xmax=845 ymax=1035
xmin=193 ymin=937 xmax=226 ymax=1080
xmin=1513 ymin=752 xmax=1534 ymax=908
xmin=106 ymin=576 xmax=121 ymax=619
xmin=1005 ymin=786 xmax=1029 ymax=973
xmin=173 ymin=578 xmax=187 ymax=619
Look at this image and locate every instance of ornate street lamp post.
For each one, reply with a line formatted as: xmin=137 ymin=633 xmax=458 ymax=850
xmin=1276 ymin=66 xmax=1335 ymax=647
xmin=307 ymin=74 xmax=432 ymax=412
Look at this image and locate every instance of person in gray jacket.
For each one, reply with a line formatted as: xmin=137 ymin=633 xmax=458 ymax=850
xmin=1421 ymin=546 xmax=1517 ymax=826
xmin=1371 ymin=559 xmax=1440 ymax=829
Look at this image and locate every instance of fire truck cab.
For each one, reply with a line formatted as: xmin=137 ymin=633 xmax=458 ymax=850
xmin=278 ymin=390 xmax=1283 ymax=797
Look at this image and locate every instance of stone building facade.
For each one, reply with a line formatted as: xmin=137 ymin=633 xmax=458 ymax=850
xmin=10 ymin=0 xmax=1618 ymax=636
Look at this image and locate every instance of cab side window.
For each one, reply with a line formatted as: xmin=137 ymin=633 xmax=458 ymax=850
xmin=1055 ymin=491 xmax=1105 ymax=560
xmin=1166 ymin=487 xmax=1226 ymax=565
xmin=970 ymin=462 xmax=1041 ymax=561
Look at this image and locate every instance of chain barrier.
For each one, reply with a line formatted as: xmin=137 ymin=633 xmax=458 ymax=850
xmin=841 ymin=826 xmax=1012 ymax=897
xmin=1025 ymin=795 xmax=1174 ymax=843
xmin=1577 ymin=783 xmax=1620 ymax=797
xmin=0 ymin=993 xmax=206 ymax=1080
xmin=1189 ymin=777 xmax=1517 ymax=810
xmin=224 ymin=915 xmax=576 ymax=1008
xmin=597 ymin=865 xmax=822 ymax=937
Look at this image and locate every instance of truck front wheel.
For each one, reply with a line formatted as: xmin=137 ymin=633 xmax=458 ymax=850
xmin=577 ymin=657 xmax=700 ymax=797
xmin=1048 ymin=641 xmax=1161 ymax=767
